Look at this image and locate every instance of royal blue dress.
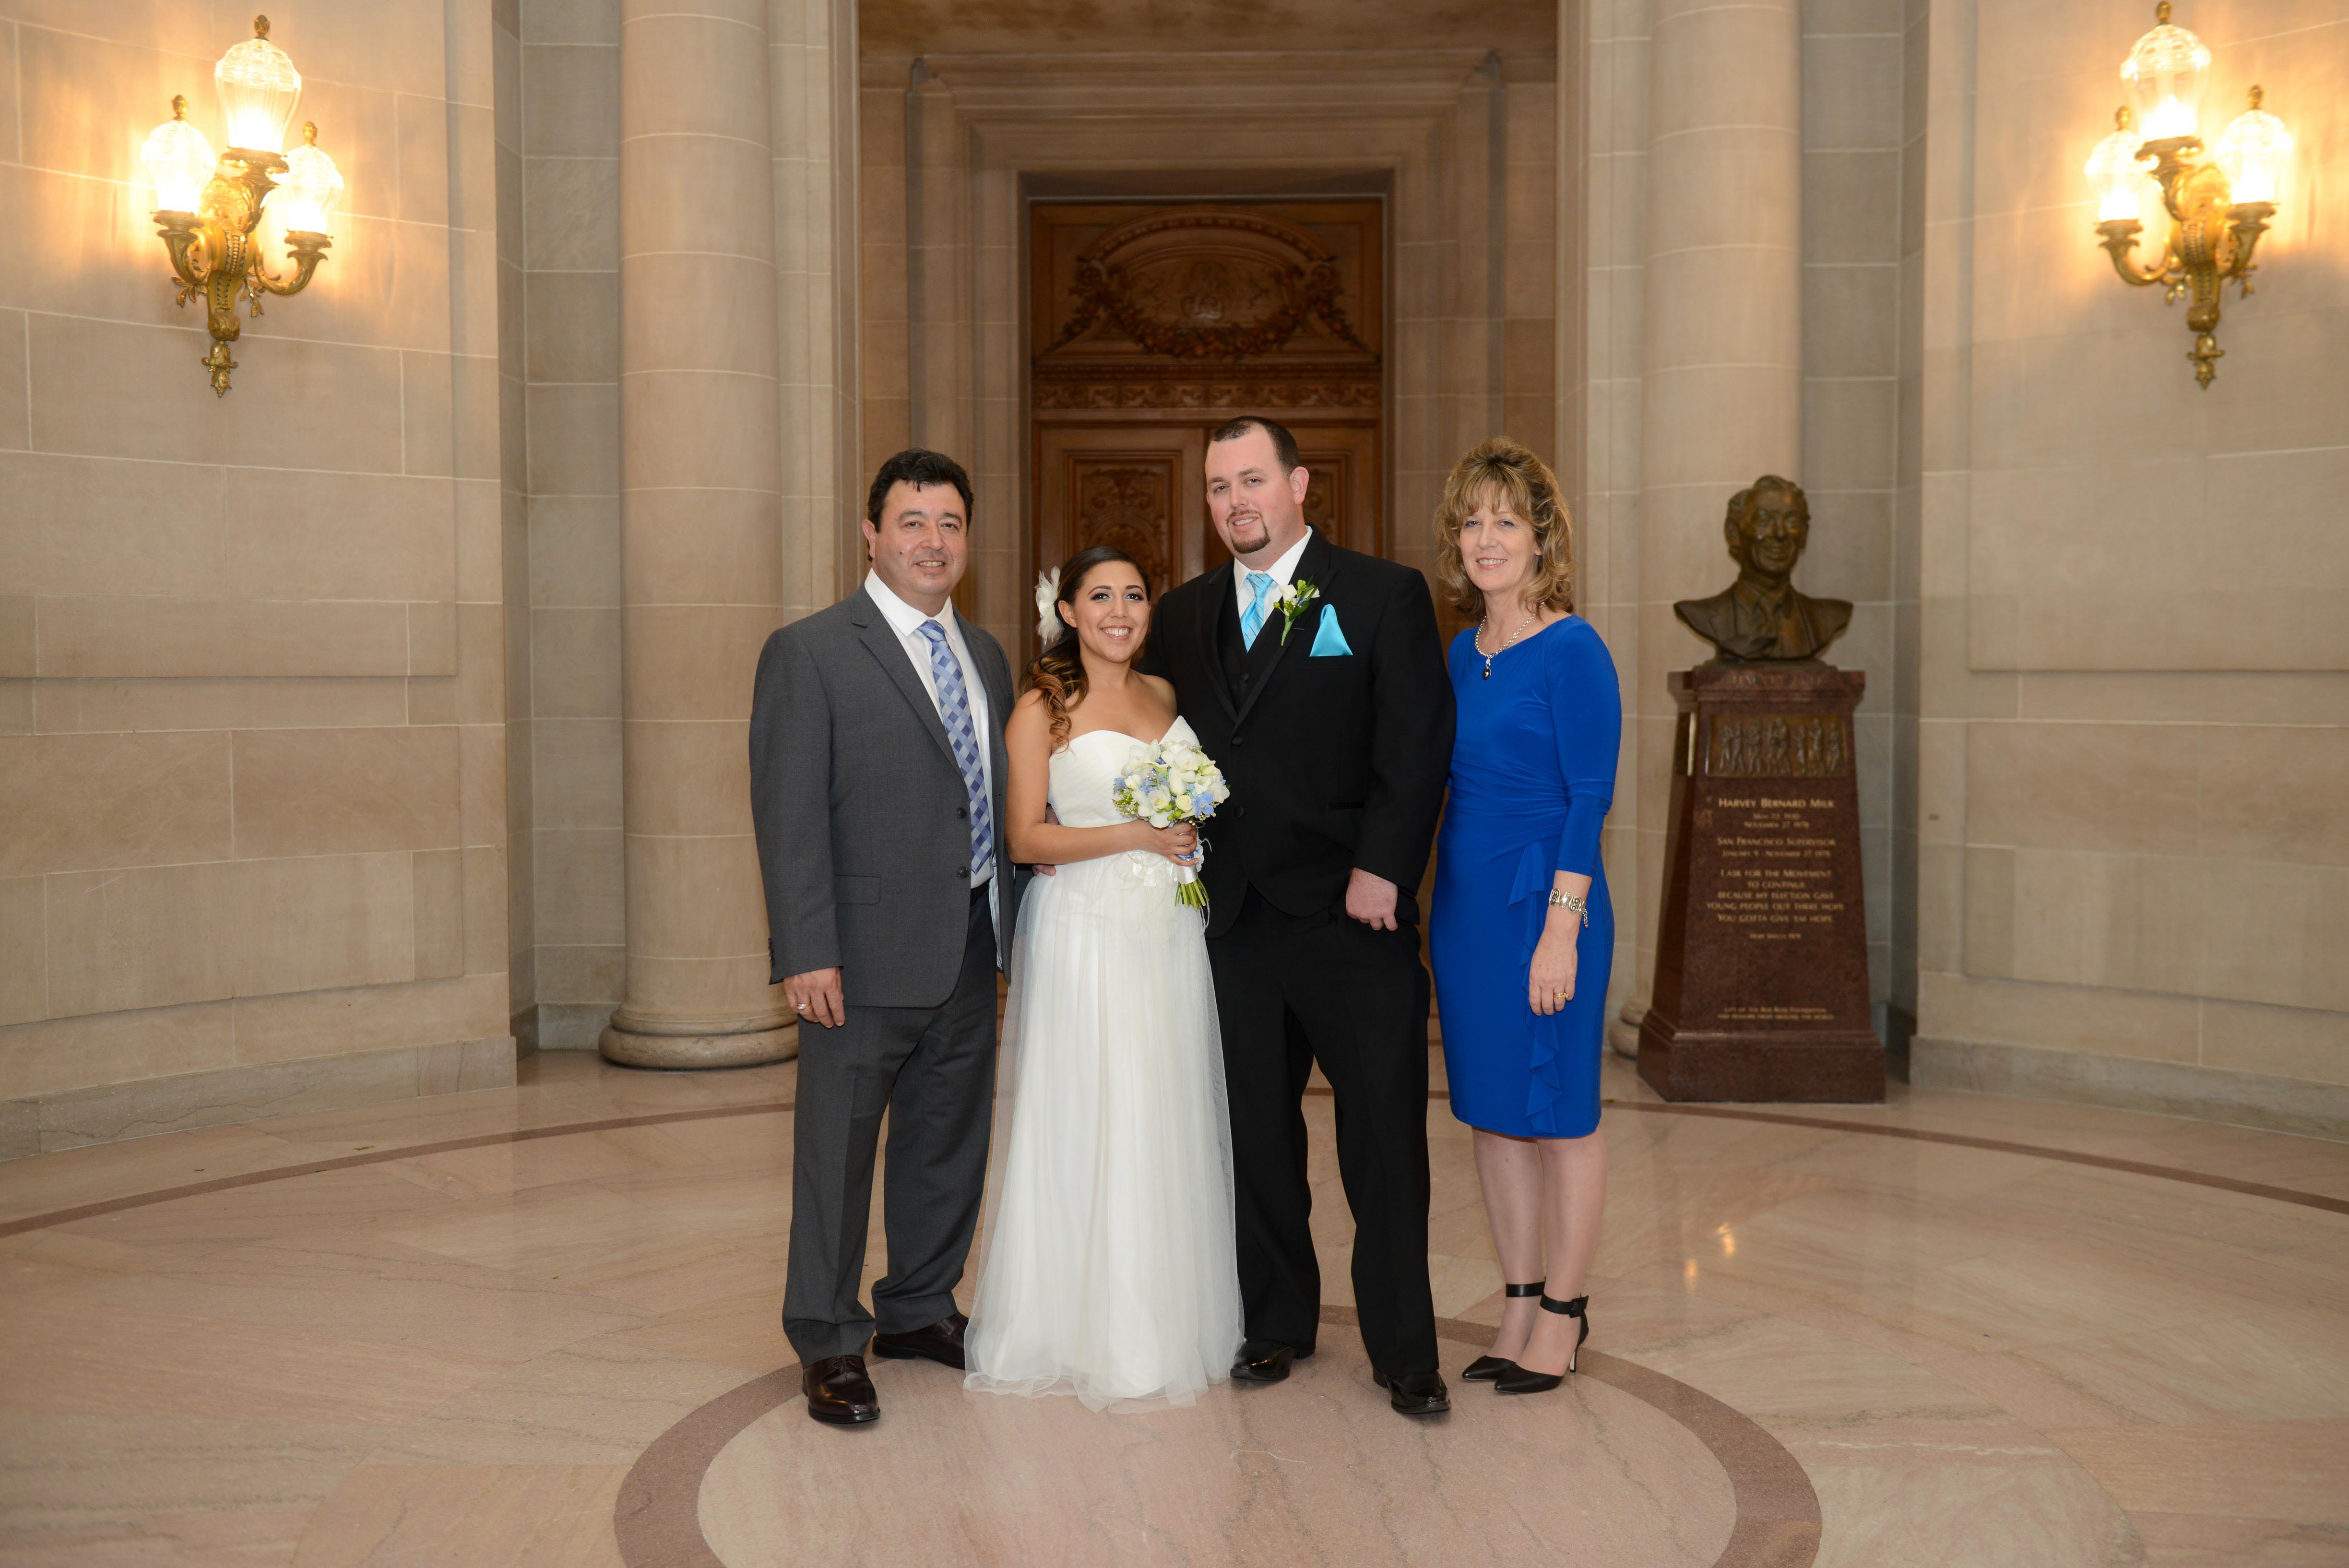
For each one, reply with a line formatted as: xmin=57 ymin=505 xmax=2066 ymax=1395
xmin=1431 ymin=617 xmax=1621 ymax=1139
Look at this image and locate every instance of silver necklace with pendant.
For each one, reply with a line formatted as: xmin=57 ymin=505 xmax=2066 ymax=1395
xmin=1477 ymin=609 xmax=1536 ymax=679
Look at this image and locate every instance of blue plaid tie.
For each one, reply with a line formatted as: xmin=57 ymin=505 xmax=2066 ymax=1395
xmin=1240 ymin=570 xmax=1276 ymax=649
xmin=917 ymin=620 xmax=993 ymax=881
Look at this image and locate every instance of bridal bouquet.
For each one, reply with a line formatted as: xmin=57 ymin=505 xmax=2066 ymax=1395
xmin=1110 ymin=737 xmax=1230 ymax=909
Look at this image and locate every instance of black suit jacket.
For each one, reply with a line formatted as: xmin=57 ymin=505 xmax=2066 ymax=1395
xmin=1142 ymin=530 xmax=1454 ymax=938
xmin=748 ymin=587 xmax=1026 ymax=1008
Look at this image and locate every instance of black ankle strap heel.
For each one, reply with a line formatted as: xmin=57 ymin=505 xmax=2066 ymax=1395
xmin=1494 ymin=1294 xmax=1589 ymax=1395
xmin=1544 ymin=1294 xmax=1590 ymax=1374
xmin=1461 ymin=1282 xmax=1545 ymax=1381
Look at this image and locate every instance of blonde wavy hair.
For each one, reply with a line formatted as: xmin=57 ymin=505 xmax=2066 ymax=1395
xmin=1433 ymin=438 xmax=1574 ymax=620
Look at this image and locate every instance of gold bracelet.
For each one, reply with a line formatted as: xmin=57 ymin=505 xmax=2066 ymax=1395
xmin=1547 ymin=889 xmax=1589 ymax=928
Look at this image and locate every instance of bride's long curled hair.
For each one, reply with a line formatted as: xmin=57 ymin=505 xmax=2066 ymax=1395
xmin=1028 ymin=545 xmax=1151 ymax=748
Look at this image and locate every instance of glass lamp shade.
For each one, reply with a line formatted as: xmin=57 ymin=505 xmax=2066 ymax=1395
xmin=214 ymin=23 xmax=302 ymax=154
xmin=272 ymin=129 xmax=344 ymax=235
xmin=2084 ymin=110 xmax=2149 ymax=222
xmin=142 ymin=107 xmax=216 ymax=214
xmin=2120 ymin=7 xmax=2211 ymax=140
xmin=2215 ymin=95 xmax=2292 ymax=206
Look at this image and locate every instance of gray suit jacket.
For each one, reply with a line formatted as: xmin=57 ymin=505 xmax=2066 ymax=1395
xmin=748 ymin=587 xmax=1024 ymax=1009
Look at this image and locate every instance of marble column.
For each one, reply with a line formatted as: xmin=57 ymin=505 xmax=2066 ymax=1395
xmin=601 ymin=0 xmax=794 ymax=1067
xmin=1624 ymin=0 xmax=1803 ymax=1039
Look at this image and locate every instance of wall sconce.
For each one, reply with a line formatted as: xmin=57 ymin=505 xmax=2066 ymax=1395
xmin=2084 ymin=3 xmax=2291 ymax=388
xmin=139 ymin=17 xmax=344 ymax=396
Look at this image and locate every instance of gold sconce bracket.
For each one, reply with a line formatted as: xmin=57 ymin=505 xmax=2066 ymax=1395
xmin=2086 ymin=9 xmax=2292 ymax=388
xmin=142 ymin=19 xmax=341 ymax=395
xmin=152 ymin=147 xmax=330 ymax=396
xmin=2092 ymin=140 xmax=2272 ymax=388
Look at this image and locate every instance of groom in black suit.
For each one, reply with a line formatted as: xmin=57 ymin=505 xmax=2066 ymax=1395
xmin=1141 ymin=416 xmax=1456 ymax=1415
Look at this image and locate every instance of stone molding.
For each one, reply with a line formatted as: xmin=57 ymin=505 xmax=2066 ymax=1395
xmin=1031 ymin=377 xmax=1381 ymax=410
xmin=0 ymin=1035 xmax=519 ymax=1161
xmin=1911 ymin=1035 xmax=2349 ymax=1142
xmin=898 ymin=50 xmax=1516 ymax=648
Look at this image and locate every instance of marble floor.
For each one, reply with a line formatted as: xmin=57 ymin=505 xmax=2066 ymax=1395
xmin=2 ymin=1051 xmax=2346 ymax=1567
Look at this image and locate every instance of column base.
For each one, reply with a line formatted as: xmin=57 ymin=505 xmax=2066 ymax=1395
xmin=1608 ymin=1001 xmax=1646 ymax=1060
xmin=598 ymin=1008 xmax=798 ymax=1069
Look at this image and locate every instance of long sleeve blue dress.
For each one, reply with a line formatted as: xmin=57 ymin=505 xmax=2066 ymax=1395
xmin=1431 ymin=616 xmax=1622 ymax=1139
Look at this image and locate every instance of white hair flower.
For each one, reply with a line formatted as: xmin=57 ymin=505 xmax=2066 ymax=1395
xmin=1033 ymin=568 xmax=1064 ymax=644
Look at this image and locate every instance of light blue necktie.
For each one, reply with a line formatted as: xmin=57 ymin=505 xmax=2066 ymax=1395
xmin=916 ymin=620 xmax=993 ymax=881
xmin=1240 ymin=570 xmax=1276 ymax=649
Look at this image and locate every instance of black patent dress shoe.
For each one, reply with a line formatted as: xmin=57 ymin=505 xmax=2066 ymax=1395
xmin=802 ymin=1354 xmax=880 ymax=1425
xmin=1231 ymin=1339 xmax=1310 ymax=1384
xmin=1371 ymin=1368 xmax=1451 ymax=1416
xmin=872 ymin=1310 xmax=969 ymax=1370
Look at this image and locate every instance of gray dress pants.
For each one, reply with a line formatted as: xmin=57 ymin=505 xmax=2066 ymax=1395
xmin=783 ymin=889 xmax=998 ymax=1363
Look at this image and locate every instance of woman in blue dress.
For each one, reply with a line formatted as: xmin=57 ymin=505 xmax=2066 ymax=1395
xmin=1428 ymin=438 xmax=1621 ymax=1395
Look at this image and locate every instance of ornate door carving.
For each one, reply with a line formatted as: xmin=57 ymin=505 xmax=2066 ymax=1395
xmin=1029 ymin=201 xmax=1383 ymax=654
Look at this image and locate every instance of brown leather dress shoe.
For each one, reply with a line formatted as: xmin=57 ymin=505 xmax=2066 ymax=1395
xmin=802 ymin=1354 xmax=879 ymax=1425
xmin=871 ymin=1309 xmax=969 ymax=1370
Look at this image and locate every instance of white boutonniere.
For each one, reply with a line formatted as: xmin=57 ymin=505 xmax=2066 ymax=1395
xmin=1275 ymin=579 xmax=1320 ymax=645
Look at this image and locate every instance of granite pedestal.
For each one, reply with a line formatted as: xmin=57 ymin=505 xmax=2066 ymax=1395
xmin=1638 ymin=664 xmax=1884 ymax=1103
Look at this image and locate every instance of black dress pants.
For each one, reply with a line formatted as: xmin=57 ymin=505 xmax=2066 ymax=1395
xmin=1207 ymin=888 xmax=1439 ymax=1378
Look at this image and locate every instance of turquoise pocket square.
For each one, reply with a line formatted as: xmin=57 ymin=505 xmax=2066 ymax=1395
xmin=1309 ymin=608 xmax=1353 ymax=656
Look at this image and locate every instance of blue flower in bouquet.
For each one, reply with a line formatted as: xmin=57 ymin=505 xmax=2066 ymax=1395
xmin=1110 ymin=736 xmax=1230 ymax=908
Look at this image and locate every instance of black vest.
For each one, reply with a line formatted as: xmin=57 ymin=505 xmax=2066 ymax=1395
xmin=1217 ymin=575 xmax=1286 ymax=703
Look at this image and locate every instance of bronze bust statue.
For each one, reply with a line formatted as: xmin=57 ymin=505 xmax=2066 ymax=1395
xmin=1673 ymin=476 xmax=1852 ymax=663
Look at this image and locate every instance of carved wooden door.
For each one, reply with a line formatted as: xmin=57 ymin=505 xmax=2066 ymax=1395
xmin=1029 ymin=201 xmax=1383 ymax=657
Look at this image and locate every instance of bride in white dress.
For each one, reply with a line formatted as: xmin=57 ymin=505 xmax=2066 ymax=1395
xmin=964 ymin=546 xmax=1243 ymax=1411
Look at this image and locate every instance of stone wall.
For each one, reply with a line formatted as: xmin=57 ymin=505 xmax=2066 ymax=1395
xmin=1906 ymin=0 xmax=2349 ymax=1134
xmin=1563 ymin=0 xmax=2346 ymax=1136
xmin=0 ymin=0 xmax=516 ymax=1154
xmin=7 ymin=0 xmax=2339 ymax=1146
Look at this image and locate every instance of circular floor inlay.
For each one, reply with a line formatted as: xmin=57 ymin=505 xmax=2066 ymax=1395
xmin=616 ymin=1310 xmax=1819 ymax=1568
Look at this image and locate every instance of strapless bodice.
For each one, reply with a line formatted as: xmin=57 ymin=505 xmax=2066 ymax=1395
xmin=1044 ymin=717 xmax=1201 ymax=892
xmin=1047 ymin=716 xmax=1200 ymax=828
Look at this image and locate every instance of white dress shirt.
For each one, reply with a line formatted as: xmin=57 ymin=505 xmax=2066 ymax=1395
xmin=864 ymin=570 xmax=995 ymax=889
xmin=1232 ymin=527 xmax=1315 ymax=625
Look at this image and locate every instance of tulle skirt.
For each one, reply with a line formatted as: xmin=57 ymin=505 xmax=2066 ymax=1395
xmin=963 ymin=851 xmax=1243 ymax=1413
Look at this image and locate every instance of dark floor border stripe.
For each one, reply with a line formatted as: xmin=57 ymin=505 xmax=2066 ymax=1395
xmin=8 ymin=1084 xmax=2346 ymax=1243
xmin=1303 ymin=1086 xmax=2349 ymax=1218
xmin=615 ymin=1363 xmax=799 ymax=1568
xmin=0 ymin=1100 xmax=797 ymax=1240
xmin=1369 ymin=1305 xmax=1821 ymax=1568
xmin=1602 ymin=1100 xmax=2349 ymax=1217
xmin=613 ymin=1306 xmax=1819 ymax=1568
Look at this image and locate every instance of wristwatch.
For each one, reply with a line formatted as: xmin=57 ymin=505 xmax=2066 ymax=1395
xmin=1548 ymin=889 xmax=1588 ymax=928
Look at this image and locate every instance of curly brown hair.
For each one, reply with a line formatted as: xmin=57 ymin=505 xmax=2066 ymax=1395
xmin=1026 ymin=545 xmax=1152 ymax=746
xmin=1432 ymin=438 xmax=1574 ymax=620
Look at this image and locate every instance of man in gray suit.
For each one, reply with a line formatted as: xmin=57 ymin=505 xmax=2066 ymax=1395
xmin=748 ymin=449 xmax=1023 ymax=1426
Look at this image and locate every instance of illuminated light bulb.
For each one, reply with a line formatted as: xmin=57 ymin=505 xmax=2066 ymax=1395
xmin=214 ymin=15 xmax=302 ymax=154
xmin=272 ymin=123 xmax=344 ymax=235
xmin=2214 ymin=86 xmax=2292 ymax=206
xmin=2121 ymin=3 xmax=2210 ymax=140
xmin=2084 ymin=106 xmax=2149 ymax=223
xmin=142 ymin=95 xmax=216 ymax=213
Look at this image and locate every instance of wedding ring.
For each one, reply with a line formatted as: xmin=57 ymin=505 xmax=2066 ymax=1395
xmin=794 ymin=1002 xmax=808 ymax=1013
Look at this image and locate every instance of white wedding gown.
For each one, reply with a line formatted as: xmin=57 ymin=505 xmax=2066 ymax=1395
xmin=963 ymin=718 xmax=1243 ymax=1412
